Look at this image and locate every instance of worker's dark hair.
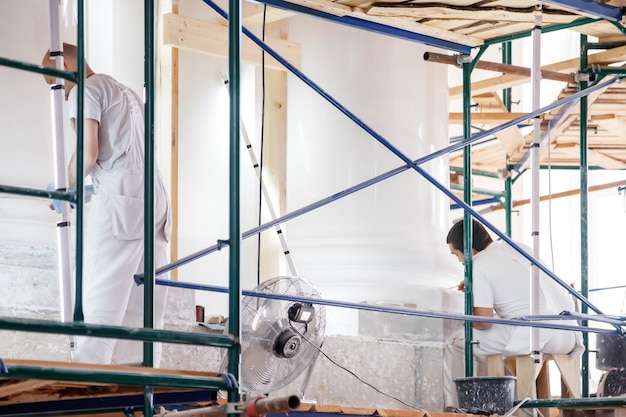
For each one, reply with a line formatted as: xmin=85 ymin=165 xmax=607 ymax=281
xmin=446 ymin=219 xmax=493 ymax=253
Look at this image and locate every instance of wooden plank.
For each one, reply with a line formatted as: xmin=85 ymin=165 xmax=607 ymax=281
xmin=349 ymin=11 xmax=484 ymax=46
xmin=0 ymin=379 xmax=51 ymax=398
xmin=1 ymin=359 xmax=218 ymax=378
xmin=366 ymin=5 xmax=578 ymax=24
xmin=341 ymin=406 xmax=378 ymax=414
xmin=377 ymin=408 xmax=426 ymax=417
xmin=243 ymin=4 xmax=296 ymax=26
xmin=449 ymin=112 xmax=529 ymax=123
xmin=163 ymin=13 xmax=302 ymax=71
xmin=260 ymin=20 xmax=289 ymax=280
xmin=284 ymin=0 xmax=352 ymax=16
xmin=170 ymin=1 xmax=180 ymax=280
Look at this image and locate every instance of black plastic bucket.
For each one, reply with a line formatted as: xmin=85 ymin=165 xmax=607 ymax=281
xmin=455 ymin=376 xmax=516 ymax=415
xmin=597 ymin=334 xmax=626 ymax=371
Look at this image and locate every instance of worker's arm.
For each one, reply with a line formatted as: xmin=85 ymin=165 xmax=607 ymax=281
xmin=472 ymin=306 xmax=494 ymax=330
xmin=68 ymin=118 xmax=99 ymax=189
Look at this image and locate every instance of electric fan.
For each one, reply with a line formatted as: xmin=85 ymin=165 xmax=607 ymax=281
xmin=229 ymin=276 xmax=326 ymax=395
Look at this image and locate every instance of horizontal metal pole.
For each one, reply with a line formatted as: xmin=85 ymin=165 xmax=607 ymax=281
xmin=424 ymin=51 xmax=575 ymax=83
xmin=3 ymin=363 xmax=228 ymax=390
xmin=0 ymin=316 xmax=237 ymax=348
xmin=590 ymin=284 xmax=626 ymax=292
xmin=156 ymin=279 xmax=620 ymax=335
xmin=485 ymin=17 xmax=600 ymax=46
xmin=449 ymin=166 xmax=503 ymax=179
xmin=0 ymin=184 xmax=76 ymax=202
xmin=520 ymin=396 xmax=626 ymax=408
xmin=543 ymin=0 xmax=623 ymax=21
xmin=450 ymin=184 xmax=503 ymax=198
xmin=593 ymin=67 xmax=626 ymax=75
xmin=0 ymin=56 xmax=77 ymax=81
xmin=450 ymin=197 xmax=501 ymax=209
xmin=0 ymin=389 xmax=216 ymax=417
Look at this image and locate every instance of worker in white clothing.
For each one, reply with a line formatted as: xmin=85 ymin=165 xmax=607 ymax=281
xmin=42 ymin=43 xmax=171 ymax=366
xmin=442 ymin=219 xmax=583 ymax=409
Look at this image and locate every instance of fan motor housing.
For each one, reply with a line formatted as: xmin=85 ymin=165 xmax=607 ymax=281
xmin=273 ymin=328 xmax=301 ymax=358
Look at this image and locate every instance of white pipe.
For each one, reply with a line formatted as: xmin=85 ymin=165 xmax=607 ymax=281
xmin=530 ymin=9 xmax=542 ymax=364
xmin=48 ymin=0 xmax=73 ymax=337
xmin=221 ymin=77 xmax=298 ymax=277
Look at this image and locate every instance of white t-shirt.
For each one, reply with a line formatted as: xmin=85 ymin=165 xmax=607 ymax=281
xmin=68 ymin=74 xmax=144 ymax=171
xmin=472 ymin=241 xmax=576 ymax=319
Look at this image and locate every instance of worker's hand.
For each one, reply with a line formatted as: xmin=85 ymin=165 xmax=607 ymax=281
xmin=47 ymin=184 xmax=94 ymax=212
xmin=47 ymin=183 xmax=63 ymax=213
xmin=457 ymin=280 xmax=465 ymax=292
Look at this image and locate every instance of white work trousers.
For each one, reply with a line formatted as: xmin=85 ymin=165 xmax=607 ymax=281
xmin=443 ymin=324 xmax=578 ymax=409
xmin=71 ymin=181 xmax=170 ymax=366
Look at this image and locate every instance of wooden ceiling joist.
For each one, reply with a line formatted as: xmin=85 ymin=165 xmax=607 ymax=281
xmin=366 ymin=5 xmax=579 ymax=24
xmin=449 ymin=112 xmax=529 ymax=123
xmin=163 ymin=13 xmax=302 ymax=71
xmin=243 ymin=4 xmax=296 ymax=26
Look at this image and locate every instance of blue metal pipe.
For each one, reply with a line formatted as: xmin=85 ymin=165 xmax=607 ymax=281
xmin=155 ymin=279 xmax=620 ymax=334
xmin=543 ymin=0 xmax=623 ymax=21
xmin=513 ymin=98 xmax=580 ymax=171
xmin=450 ymin=197 xmax=500 ymax=209
xmin=590 ymin=284 xmax=626 ymax=292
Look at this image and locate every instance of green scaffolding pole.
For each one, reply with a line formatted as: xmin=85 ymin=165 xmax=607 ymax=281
xmin=228 ymin=0 xmax=243 ymax=407
xmin=73 ymin=0 xmax=85 ymax=324
xmin=580 ymin=33 xmax=590 ymax=398
xmin=502 ymin=40 xmax=513 ymax=238
xmin=462 ymin=59 xmax=474 ymax=377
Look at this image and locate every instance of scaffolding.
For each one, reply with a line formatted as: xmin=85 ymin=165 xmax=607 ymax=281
xmin=2 ymin=0 xmax=626 ymax=415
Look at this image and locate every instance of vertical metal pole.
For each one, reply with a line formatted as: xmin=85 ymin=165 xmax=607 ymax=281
xmin=530 ymin=10 xmax=542 ymax=365
xmin=505 ymin=175 xmax=513 ymax=237
xmin=48 ymin=0 xmax=73 ymax=334
xmin=579 ymin=34 xmax=590 ymax=398
xmin=73 ymin=0 xmax=85 ymax=323
xmin=502 ymin=41 xmax=513 ymax=238
xmin=144 ymin=0 xmax=156 ymax=415
xmin=228 ymin=0 xmax=243 ymax=405
xmin=502 ymin=41 xmax=512 ymax=111
xmin=462 ymin=59 xmax=474 ymax=377
xmin=144 ymin=386 xmax=155 ymax=417
xmin=144 ymin=0 xmax=156 ymax=369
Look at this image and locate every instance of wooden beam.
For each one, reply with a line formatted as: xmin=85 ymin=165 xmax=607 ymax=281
xmin=277 ymin=0 xmax=484 ymax=47
xmin=450 ymin=45 xmax=626 ymax=98
xmin=170 ymin=2 xmax=180 ymax=280
xmin=484 ymin=179 xmax=626 ymax=212
xmin=1 ymin=359 xmax=218 ymax=377
xmin=260 ymin=20 xmax=290 ymax=280
xmin=243 ymin=4 xmax=295 ymax=26
xmin=157 ymin=0 xmax=178 ymax=278
xmin=350 ymin=8 xmax=484 ymax=47
xmin=449 ymin=112 xmax=529 ymax=123
xmin=367 ymin=5 xmax=578 ymax=24
xmin=163 ymin=13 xmax=302 ymax=71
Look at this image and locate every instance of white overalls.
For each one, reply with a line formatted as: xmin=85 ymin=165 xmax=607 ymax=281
xmin=69 ymin=75 xmax=171 ymax=366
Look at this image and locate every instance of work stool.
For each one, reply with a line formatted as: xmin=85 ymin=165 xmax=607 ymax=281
xmin=487 ymin=354 xmax=581 ymax=416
